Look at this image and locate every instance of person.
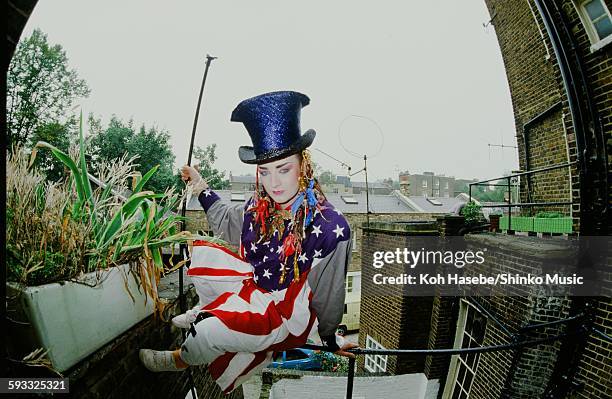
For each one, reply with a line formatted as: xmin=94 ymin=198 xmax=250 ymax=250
xmin=139 ymin=91 xmax=357 ymax=393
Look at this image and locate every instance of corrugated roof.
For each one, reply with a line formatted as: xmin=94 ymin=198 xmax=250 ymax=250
xmin=230 ymin=175 xmax=256 ymax=183
xmin=186 ymin=190 xmax=419 ymax=213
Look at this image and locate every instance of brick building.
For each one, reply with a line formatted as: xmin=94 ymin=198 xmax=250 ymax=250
xmin=358 ymin=1 xmax=611 ymax=399
xmin=399 ymin=171 xmax=456 ymax=198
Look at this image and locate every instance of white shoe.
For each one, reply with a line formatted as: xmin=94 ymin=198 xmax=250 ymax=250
xmin=139 ymin=349 xmax=183 ymax=372
xmin=172 ymin=309 xmax=199 ymax=329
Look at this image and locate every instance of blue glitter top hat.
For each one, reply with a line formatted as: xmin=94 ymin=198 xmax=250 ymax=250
xmin=231 ymin=91 xmax=316 ymax=164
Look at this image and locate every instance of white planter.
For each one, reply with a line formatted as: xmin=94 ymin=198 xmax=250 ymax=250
xmin=11 ymin=263 xmax=154 ymax=372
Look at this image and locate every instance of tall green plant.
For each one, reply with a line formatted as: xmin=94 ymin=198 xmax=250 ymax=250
xmin=9 ymin=114 xmax=192 ymax=314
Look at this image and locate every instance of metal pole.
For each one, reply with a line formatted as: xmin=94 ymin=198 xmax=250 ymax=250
xmin=507 ymin=176 xmax=512 ymax=231
xmin=346 ymin=357 xmax=355 ymax=399
xmin=364 ymin=155 xmax=369 ymax=227
xmin=178 ymin=54 xmax=217 ymax=399
xmin=469 ymin=183 xmax=472 ymax=203
xmin=179 ymin=54 xmax=217 ymax=314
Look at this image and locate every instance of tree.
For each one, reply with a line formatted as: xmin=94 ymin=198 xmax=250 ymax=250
xmin=88 ymin=116 xmax=178 ymax=193
xmin=7 ymin=29 xmax=90 ymax=148
xmin=193 ymin=144 xmax=230 ymax=190
xmin=28 ymin=118 xmax=78 ymax=182
xmin=319 ymin=170 xmax=336 ymax=185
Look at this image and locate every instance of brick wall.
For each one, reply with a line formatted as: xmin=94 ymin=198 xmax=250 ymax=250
xmin=484 ymin=0 xmax=611 ymax=232
xmin=64 ymin=272 xmax=243 ymax=399
xmin=358 ymin=221 xmax=439 ymax=375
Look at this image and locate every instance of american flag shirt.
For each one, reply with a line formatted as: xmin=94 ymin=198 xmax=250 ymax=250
xmin=182 ymin=188 xmax=351 ymax=393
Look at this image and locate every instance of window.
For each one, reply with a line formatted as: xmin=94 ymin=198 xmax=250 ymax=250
xmin=576 ymin=0 xmax=612 ymax=50
xmin=343 ymin=304 xmax=348 ymax=314
xmin=365 ymin=335 xmax=387 ymax=373
xmin=422 ymin=180 xmax=428 ymax=188
xmin=445 ymin=181 xmax=449 ymax=189
xmin=427 ymin=198 xmax=443 ymax=206
xmin=443 ymin=300 xmax=488 ymax=399
xmin=345 ymin=275 xmax=354 ymax=294
xmin=341 ymin=195 xmax=358 ymax=204
xmin=230 ymin=192 xmax=245 ymax=202
xmin=435 ymin=179 xmax=440 ymax=187
xmin=352 ymin=230 xmax=358 ymax=252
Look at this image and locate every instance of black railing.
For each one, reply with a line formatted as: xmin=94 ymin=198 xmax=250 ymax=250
xmin=298 ymin=310 xmax=601 ymax=399
xmin=468 ymin=162 xmax=576 ymax=231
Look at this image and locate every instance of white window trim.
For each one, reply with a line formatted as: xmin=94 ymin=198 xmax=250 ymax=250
xmin=352 ymin=230 xmax=358 ymax=252
xmin=364 ymin=335 xmax=387 ymax=373
xmin=590 ymin=33 xmax=612 ymax=51
xmin=345 ymin=275 xmax=353 ymax=294
xmin=442 ymin=299 xmax=486 ymax=399
xmin=573 ymin=0 xmax=612 ymax=52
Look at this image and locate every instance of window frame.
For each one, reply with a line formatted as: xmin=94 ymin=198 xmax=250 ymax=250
xmin=575 ymin=0 xmax=612 ymax=51
xmin=442 ymin=299 xmax=488 ymax=399
xmin=345 ymin=275 xmax=354 ymax=294
xmin=364 ymin=335 xmax=388 ymax=373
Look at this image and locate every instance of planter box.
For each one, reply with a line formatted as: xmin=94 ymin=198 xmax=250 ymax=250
xmin=500 ymin=216 xmax=534 ymax=232
xmin=8 ymin=263 xmax=154 ymax=372
xmin=533 ymin=217 xmax=573 ymax=234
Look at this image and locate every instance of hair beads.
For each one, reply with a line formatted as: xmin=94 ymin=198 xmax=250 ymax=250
xmin=248 ymin=150 xmax=326 ymax=285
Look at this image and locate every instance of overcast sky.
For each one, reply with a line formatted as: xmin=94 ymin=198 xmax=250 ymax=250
xmin=22 ymin=0 xmax=518 ymax=182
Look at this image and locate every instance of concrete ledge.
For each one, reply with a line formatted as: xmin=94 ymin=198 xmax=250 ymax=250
xmin=465 ymin=233 xmax=577 ymax=261
xmin=363 ymin=221 xmax=439 ymax=235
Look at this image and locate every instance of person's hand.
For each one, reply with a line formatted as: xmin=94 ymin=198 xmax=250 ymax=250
xmin=334 ymin=342 xmax=359 ymax=359
xmin=180 ymin=165 xmax=202 ymax=185
xmin=180 ymin=164 xmax=208 ymax=195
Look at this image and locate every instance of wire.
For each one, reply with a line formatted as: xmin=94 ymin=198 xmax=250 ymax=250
xmin=338 ymin=114 xmax=384 ymax=158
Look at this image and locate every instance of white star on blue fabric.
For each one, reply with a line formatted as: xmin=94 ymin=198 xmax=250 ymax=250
xmin=276 ymin=245 xmax=283 ymax=254
xmin=263 ymin=269 xmax=272 ymax=279
xmin=263 ymin=255 xmax=268 ymax=262
xmin=314 ymin=249 xmax=322 ymax=258
xmin=254 ymin=274 xmax=259 ymax=282
xmin=312 ymin=224 xmax=322 ymax=237
xmin=263 ymin=241 xmax=270 ymax=246
xmin=333 ymin=224 xmax=345 ymax=238
xmin=249 ymin=223 xmax=253 ymax=232
xmin=298 ymin=253 xmax=308 ymax=263
xmin=250 ymin=243 xmax=257 ymax=253
xmin=203 ymin=189 xmax=212 ymax=197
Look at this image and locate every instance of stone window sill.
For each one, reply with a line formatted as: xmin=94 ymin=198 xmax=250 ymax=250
xmin=590 ymin=35 xmax=612 ymax=53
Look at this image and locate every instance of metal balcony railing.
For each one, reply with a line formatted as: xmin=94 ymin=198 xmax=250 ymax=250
xmin=297 ymin=307 xmax=605 ymax=399
xmin=468 ymin=162 xmax=576 ymax=231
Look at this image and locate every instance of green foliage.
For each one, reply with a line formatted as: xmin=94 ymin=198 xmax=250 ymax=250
xmin=461 ymin=201 xmax=483 ymax=224
xmin=319 ymin=170 xmax=336 ymax=185
xmin=193 ymin=144 xmax=230 ymax=190
xmin=88 ymin=115 xmax=178 ymax=193
xmin=312 ymin=351 xmax=349 ymax=373
xmin=8 ymin=116 xmax=191 ymax=315
xmin=535 ymin=211 xmax=564 ymax=218
xmin=27 ymin=119 xmax=78 ymax=182
xmin=7 ymin=29 xmax=90 ymax=148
